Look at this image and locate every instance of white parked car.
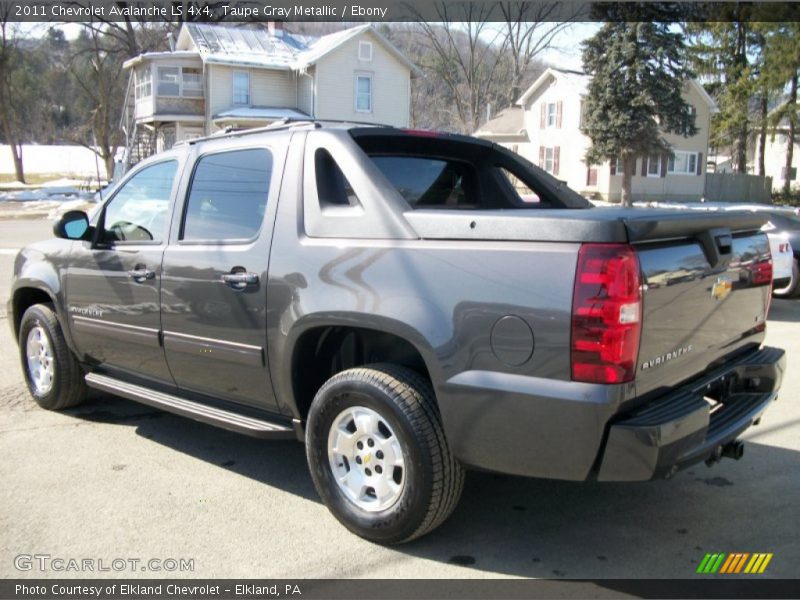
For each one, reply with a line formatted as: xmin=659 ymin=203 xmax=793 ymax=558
xmin=766 ymin=230 xmax=794 ymax=293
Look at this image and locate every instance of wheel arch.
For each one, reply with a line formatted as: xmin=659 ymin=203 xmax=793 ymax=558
xmin=283 ymin=316 xmax=441 ymax=422
xmin=12 ymin=285 xmax=59 ymax=340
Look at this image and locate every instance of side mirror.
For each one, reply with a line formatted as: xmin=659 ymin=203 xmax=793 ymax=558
xmin=53 ymin=210 xmax=91 ymax=240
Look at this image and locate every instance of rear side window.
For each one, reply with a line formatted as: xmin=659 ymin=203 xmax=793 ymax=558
xmin=182 ymin=149 xmax=272 ymax=241
xmin=370 ymin=156 xmax=477 ymax=208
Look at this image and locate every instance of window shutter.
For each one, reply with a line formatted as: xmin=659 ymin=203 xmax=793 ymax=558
xmin=697 ymin=152 xmax=703 ymax=175
xmin=556 ymin=101 xmax=563 ymax=128
xmin=610 ymin=158 xmax=617 ymax=175
xmin=539 ymin=146 xmax=544 ymax=168
xmin=540 ymin=103 xmax=546 ymax=129
xmin=661 ymin=154 xmax=667 ymax=178
xmin=554 ymin=146 xmax=560 ymax=176
xmin=640 ymin=157 xmax=647 ymax=177
xmin=587 ymin=167 xmax=597 ymax=186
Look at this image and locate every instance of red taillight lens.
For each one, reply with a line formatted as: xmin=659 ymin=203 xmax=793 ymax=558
xmin=752 ymin=259 xmax=773 ymax=285
xmin=571 ymin=244 xmax=642 ymax=384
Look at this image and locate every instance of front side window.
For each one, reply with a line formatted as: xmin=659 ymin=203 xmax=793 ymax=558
xmin=233 ymin=71 xmax=250 ymax=105
xmin=103 ymin=161 xmax=177 ymax=243
xmin=355 ymin=75 xmax=372 ymax=112
xmin=157 ymin=67 xmax=180 ymax=96
xmin=614 ymin=158 xmax=624 ymax=174
xmin=182 ymin=149 xmax=272 ymax=241
xmin=668 ymin=151 xmax=699 ymax=175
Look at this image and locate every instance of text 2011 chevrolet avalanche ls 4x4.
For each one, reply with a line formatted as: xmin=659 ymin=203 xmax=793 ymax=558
xmin=9 ymin=122 xmax=786 ymax=543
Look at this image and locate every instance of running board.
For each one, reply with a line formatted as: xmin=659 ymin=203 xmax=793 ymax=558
xmin=85 ymin=373 xmax=295 ymax=439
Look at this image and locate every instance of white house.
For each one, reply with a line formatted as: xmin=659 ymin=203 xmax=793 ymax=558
xmin=749 ymin=115 xmax=799 ymax=193
xmin=121 ymin=22 xmax=418 ymax=164
xmin=475 ymin=67 xmax=719 ymax=203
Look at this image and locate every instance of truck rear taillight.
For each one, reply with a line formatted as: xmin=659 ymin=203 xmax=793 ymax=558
xmin=571 ymin=244 xmax=642 ymax=384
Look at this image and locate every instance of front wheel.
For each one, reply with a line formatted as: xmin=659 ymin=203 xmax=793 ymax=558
xmin=305 ymin=364 xmax=464 ymax=544
xmin=18 ymin=304 xmax=87 ymax=410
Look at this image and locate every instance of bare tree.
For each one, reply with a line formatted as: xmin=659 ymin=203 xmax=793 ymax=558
xmin=67 ymin=25 xmax=128 ymax=178
xmin=499 ymin=2 xmax=577 ymax=104
xmin=413 ymin=3 xmax=510 ymax=133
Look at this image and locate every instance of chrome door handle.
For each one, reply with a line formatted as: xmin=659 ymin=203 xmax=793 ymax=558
xmin=128 ymin=267 xmax=155 ymax=281
xmin=222 ymin=271 xmax=259 ymax=290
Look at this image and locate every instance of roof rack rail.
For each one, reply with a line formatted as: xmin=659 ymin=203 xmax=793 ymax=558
xmin=185 ymin=117 xmax=396 ymax=145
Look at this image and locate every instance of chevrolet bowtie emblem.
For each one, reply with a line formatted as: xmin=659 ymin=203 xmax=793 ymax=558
xmin=712 ymin=276 xmax=733 ymax=300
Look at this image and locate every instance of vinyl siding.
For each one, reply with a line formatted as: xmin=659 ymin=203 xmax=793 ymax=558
xmin=313 ymin=31 xmax=410 ymax=127
xmin=298 ymin=66 xmax=315 ymax=116
xmin=208 ymin=65 xmax=297 ymax=116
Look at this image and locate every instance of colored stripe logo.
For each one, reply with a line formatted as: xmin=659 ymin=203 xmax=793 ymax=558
xmin=696 ymin=553 xmax=773 ymax=574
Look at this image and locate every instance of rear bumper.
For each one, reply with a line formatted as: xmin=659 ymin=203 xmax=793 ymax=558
xmin=597 ymin=346 xmax=786 ymax=481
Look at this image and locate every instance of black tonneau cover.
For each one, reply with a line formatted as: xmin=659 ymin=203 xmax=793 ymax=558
xmin=404 ymin=207 xmax=769 ymax=244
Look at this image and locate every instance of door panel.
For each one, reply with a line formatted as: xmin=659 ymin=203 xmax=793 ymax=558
xmin=161 ymin=146 xmax=283 ymax=411
xmin=66 ymin=159 xmax=181 ymax=383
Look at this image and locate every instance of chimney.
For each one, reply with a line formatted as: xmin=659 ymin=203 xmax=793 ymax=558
xmin=166 ymin=31 xmax=176 ymax=51
xmin=268 ymin=21 xmax=283 ymax=37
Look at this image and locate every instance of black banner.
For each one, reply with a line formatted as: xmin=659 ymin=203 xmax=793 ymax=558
xmin=3 ymin=1 xmax=800 ymax=23
xmin=2 ymin=579 xmax=800 ymax=600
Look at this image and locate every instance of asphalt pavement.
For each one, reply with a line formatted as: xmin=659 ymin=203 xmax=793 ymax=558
xmin=0 ymin=219 xmax=798 ymax=581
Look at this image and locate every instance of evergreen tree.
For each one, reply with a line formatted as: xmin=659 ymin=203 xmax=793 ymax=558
xmin=582 ymin=21 xmax=697 ymax=206
xmin=761 ymin=21 xmax=800 ymax=196
xmin=686 ymin=19 xmax=755 ymax=174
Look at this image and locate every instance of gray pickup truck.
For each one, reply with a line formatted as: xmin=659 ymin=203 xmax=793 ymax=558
xmin=9 ymin=122 xmax=786 ymax=543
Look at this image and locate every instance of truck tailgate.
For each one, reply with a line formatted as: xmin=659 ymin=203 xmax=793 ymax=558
xmin=632 ymin=220 xmax=772 ymax=398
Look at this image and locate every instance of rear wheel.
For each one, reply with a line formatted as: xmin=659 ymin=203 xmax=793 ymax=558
xmin=305 ymin=364 xmax=464 ymax=544
xmin=773 ymin=258 xmax=799 ymax=298
xmin=18 ymin=304 xmax=87 ymax=410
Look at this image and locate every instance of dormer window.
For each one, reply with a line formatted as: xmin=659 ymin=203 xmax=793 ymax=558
xmin=359 ymin=41 xmax=373 ymax=62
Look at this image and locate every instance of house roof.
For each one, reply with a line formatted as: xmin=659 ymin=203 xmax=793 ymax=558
xmin=161 ymin=23 xmax=421 ymax=75
xmin=516 ymin=68 xmax=588 ymax=106
xmin=213 ymin=106 xmax=310 ymax=121
xmin=473 ymin=106 xmax=527 ymax=139
xmin=515 ymin=67 xmax=719 ymax=113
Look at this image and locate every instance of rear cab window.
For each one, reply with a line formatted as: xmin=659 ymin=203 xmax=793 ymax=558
xmin=349 ymin=129 xmax=589 ymax=210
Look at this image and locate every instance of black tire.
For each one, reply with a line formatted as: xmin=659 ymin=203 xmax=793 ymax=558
xmin=773 ymin=258 xmax=800 ymax=298
xmin=306 ymin=364 xmax=464 ymax=544
xmin=18 ymin=303 xmax=87 ymax=410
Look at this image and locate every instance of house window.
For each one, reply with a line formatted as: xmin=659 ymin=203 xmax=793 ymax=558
xmin=355 ymin=74 xmax=372 ymax=113
xmin=358 ymin=41 xmax=373 ymax=61
xmin=157 ymin=67 xmax=181 ymax=96
xmin=646 ymin=154 xmax=661 ymax=177
xmin=135 ymin=68 xmax=151 ymax=100
xmin=155 ymin=66 xmax=202 ymax=98
xmin=182 ymin=67 xmax=202 ymax=97
xmin=614 ymin=158 xmax=624 ymax=174
xmin=546 ymin=102 xmax=557 ymax=127
xmin=233 ymin=71 xmax=250 ymax=105
xmin=668 ymin=151 xmax=699 ymax=175
xmin=543 ymin=147 xmax=555 ymax=173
